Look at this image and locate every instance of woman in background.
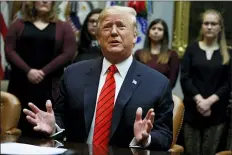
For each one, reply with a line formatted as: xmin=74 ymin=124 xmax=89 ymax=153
xmin=5 ymin=1 xmax=76 ymax=137
xmin=74 ymin=8 xmax=102 ymax=62
xmin=181 ymin=9 xmax=230 ymax=155
xmin=134 ymin=19 xmax=180 ymax=88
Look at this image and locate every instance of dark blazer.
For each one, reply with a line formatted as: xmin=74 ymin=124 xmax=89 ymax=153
xmin=54 ymin=57 xmax=173 ymax=151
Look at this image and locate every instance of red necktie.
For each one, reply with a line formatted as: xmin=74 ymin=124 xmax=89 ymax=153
xmin=93 ymin=65 xmax=117 ymax=145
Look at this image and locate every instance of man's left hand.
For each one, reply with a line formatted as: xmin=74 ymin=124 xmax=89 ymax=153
xmin=134 ymin=107 xmax=155 ymax=146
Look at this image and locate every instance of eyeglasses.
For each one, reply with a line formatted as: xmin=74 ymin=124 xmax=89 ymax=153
xmin=88 ymin=19 xmax=98 ymax=25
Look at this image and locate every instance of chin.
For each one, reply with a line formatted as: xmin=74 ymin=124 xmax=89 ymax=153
xmin=39 ymin=8 xmax=50 ymax=12
xmin=205 ymin=35 xmax=216 ymax=39
xmin=108 ymin=49 xmax=123 ymax=53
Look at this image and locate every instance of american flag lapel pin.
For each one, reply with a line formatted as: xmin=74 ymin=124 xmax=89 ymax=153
xmin=132 ymin=79 xmax=137 ymax=85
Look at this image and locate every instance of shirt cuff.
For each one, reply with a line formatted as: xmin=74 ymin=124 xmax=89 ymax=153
xmin=50 ymin=124 xmax=65 ymax=137
xmin=129 ymin=135 xmax=151 ymax=148
xmin=54 ymin=140 xmax=64 ymax=148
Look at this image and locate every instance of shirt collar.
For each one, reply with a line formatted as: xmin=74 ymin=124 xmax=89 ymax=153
xmin=101 ymin=55 xmax=133 ymax=79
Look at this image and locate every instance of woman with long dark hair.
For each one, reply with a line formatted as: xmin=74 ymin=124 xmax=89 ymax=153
xmin=134 ymin=19 xmax=180 ymax=88
xmin=75 ymin=8 xmax=103 ymax=62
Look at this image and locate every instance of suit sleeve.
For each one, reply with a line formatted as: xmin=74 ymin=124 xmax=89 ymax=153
xmin=149 ymin=82 xmax=173 ymax=150
xmin=53 ymin=68 xmax=69 ymax=138
xmin=180 ymin=45 xmax=200 ymax=96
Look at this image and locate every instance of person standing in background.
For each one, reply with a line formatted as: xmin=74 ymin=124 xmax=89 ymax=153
xmin=5 ymin=1 xmax=76 ymax=137
xmin=180 ymin=9 xmax=231 ymax=155
xmin=74 ymin=9 xmax=103 ymax=63
xmin=134 ymin=19 xmax=180 ymax=88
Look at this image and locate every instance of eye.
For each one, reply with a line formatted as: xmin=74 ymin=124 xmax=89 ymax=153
xmin=211 ymin=22 xmax=219 ymax=26
xmin=203 ymin=22 xmax=219 ymax=26
xmin=158 ymin=28 xmax=163 ymax=31
xmin=118 ymin=24 xmax=126 ymax=29
xmin=102 ymin=23 xmax=112 ymax=30
xmin=203 ymin=22 xmax=209 ymax=26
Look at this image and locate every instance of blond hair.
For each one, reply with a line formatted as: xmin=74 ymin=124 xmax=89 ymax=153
xmin=22 ymin=1 xmax=58 ymax=23
xmin=199 ymin=9 xmax=230 ymax=64
xmin=96 ymin=6 xmax=138 ymax=36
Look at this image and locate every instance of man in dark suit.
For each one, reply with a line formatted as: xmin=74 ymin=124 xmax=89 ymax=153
xmin=23 ymin=6 xmax=173 ymax=150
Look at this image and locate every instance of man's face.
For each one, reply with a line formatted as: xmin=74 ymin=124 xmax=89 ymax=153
xmin=97 ymin=13 xmax=137 ymax=63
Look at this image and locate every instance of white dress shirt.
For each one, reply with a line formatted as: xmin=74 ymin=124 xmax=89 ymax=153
xmin=87 ymin=55 xmax=133 ymax=144
xmin=53 ymin=55 xmax=151 ymax=147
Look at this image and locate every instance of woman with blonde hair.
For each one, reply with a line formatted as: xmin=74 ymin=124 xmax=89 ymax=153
xmin=5 ymin=1 xmax=76 ymax=137
xmin=135 ymin=19 xmax=180 ymax=88
xmin=181 ymin=9 xmax=231 ymax=155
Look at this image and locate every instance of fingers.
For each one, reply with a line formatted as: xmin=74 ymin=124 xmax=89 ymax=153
xmin=28 ymin=102 xmax=41 ymax=113
xmin=28 ymin=69 xmax=44 ymax=84
xmin=23 ymin=109 xmax=36 ymax=118
xmin=146 ymin=120 xmax=153 ymax=133
xmin=46 ymin=100 xmax=53 ymax=114
xmin=135 ymin=107 xmax=142 ymax=122
xmin=202 ymin=110 xmax=211 ymax=117
xmin=196 ymin=100 xmax=201 ymax=105
xmin=33 ymin=125 xmax=41 ymax=131
xmin=38 ymin=70 xmax=45 ymax=77
xmin=36 ymin=76 xmax=43 ymax=83
xmin=145 ymin=108 xmax=154 ymax=120
xmin=197 ymin=106 xmax=204 ymax=114
xmin=149 ymin=112 xmax=155 ymax=124
xmin=34 ymin=72 xmax=44 ymax=83
xmin=26 ymin=115 xmax=37 ymax=125
xmin=141 ymin=131 xmax=149 ymax=139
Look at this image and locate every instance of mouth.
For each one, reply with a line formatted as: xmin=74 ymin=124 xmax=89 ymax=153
xmin=109 ymin=40 xmax=121 ymax=46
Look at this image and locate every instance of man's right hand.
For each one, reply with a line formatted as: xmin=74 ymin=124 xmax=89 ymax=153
xmin=23 ymin=100 xmax=55 ymax=136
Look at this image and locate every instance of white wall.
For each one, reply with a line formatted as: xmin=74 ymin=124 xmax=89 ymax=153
xmin=148 ymin=1 xmax=174 ymax=48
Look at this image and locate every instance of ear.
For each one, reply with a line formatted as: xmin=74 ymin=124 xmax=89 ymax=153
xmin=133 ymin=31 xmax=138 ymax=44
xmin=96 ymin=32 xmax=101 ymax=44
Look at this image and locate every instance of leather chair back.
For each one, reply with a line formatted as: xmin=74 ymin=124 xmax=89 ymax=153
xmin=0 ymin=91 xmax=21 ymax=135
xmin=172 ymin=94 xmax=184 ymax=146
xmin=216 ymin=151 xmax=232 ymax=155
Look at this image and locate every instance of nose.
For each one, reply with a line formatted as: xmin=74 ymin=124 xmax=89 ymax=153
xmin=111 ymin=25 xmax=118 ymax=36
xmin=152 ymin=28 xmax=159 ymax=34
xmin=93 ymin=22 xmax=97 ymax=27
xmin=42 ymin=1 xmax=48 ymax=4
xmin=207 ymin=24 xmax=212 ymax=29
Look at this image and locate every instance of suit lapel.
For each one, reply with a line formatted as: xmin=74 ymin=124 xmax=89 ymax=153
xmin=84 ymin=58 xmax=103 ymax=135
xmin=110 ymin=59 xmax=141 ymax=139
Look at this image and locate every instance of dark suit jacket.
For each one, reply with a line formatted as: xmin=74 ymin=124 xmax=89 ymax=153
xmin=54 ymin=57 xmax=173 ymax=151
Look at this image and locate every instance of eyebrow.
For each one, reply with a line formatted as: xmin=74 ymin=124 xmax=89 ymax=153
xmin=103 ymin=20 xmax=126 ymax=25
